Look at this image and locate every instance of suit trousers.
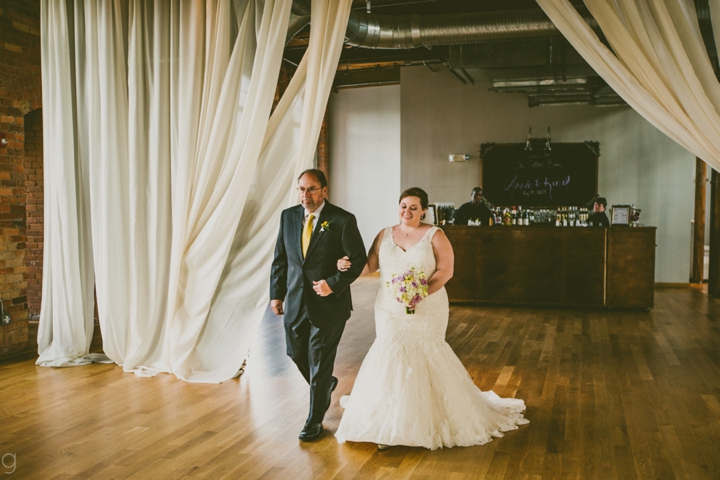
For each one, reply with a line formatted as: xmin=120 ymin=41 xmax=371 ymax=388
xmin=284 ymin=302 xmax=346 ymax=425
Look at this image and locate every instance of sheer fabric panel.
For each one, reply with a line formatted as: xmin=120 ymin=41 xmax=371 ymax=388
xmin=196 ymin=0 xmax=354 ymax=383
xmin=38 ymin=0 xmax=351 ymax=383
xmin=536 ymin=0 xmax=720 ymax=170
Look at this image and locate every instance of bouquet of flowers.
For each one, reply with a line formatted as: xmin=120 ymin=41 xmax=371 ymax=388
xmin=387 ymin=267 xmax=429 ymax=314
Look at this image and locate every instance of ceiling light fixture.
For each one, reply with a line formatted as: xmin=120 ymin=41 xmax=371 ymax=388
xmin=545 ymin=127 xmax=552 ymax=151
xmin=524 ymin=127 xmax=532 ymax=151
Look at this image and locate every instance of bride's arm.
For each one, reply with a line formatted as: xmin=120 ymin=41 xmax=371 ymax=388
xmin=338 ymin=229 xmax=384 ymax=276
xmin=427 ymin=229 xmax=454 ymax=295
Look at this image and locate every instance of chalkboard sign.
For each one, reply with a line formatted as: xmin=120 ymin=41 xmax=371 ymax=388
xmin=480 ymin=141 xmax=599 ymax=207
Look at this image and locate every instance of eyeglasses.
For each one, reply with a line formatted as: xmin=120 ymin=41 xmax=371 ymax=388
xmin=297 ymin=186 xmax=322 ymax=194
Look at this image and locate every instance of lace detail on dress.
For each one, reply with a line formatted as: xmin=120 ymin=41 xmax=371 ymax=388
xmin=335 ymin=225 xmax=528 ymax=450
xmin=375 ymin=226 xmax=448 ymax=337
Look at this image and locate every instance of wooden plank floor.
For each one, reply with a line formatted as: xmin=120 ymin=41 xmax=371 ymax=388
xmin=2 ymin=278 xmax=720 ymax=479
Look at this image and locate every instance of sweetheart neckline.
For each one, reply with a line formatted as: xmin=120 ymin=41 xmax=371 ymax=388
xmin=388 ymin=226 xmax=433 ymax=253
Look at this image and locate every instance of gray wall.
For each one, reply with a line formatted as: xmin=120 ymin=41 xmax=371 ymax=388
xmin=401 ymin=66 xmax=695 ymax=283
xmin=329 ymin=85 xmax=401 ymax=250
xmin=329 ymin=67 xmax=697 ymax=283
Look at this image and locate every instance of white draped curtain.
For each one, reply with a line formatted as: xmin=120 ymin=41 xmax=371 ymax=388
xmin=38 ymin=0 xmax=352 ymax=383
xmin=536 ymin=0 xmax=720 ymax=171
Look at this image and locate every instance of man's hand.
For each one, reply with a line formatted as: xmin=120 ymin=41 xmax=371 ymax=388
xmin=270 ymin=299 xmax=284 ymax=315
xmin=337 ymin=255 xmax=351 ymax=272
xmin=312 ymin=280 xmax=333 ymax=297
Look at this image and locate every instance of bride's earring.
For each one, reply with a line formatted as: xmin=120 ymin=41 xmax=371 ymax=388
xmin=420 ymin=214 xmax=426 ymax=221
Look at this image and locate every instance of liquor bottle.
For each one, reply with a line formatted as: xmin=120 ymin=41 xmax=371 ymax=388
xmin=503 ymin=208 xmax=511 ymax=226
xmin=528 ymin=209 xmax=535 ymax=224
xmin=522 ymin=208 xmax=529 ymax=226
xmin=556 ymin=211 xmax=561 ymax=227
xmin=511 ymin=206 xmax=518 ymax=225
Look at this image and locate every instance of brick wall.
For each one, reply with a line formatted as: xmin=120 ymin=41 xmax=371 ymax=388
xmin=0 ymin=0 xmax=41 ymax=357
xmin=25 ymin=108 xmax=41 ymax=318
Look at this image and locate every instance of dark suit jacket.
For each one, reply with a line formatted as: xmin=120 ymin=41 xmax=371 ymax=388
xmin=270 ymin=201 xmax=367 ymax=329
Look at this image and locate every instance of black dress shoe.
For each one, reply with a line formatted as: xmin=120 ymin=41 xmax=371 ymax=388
xmin=299 ymin=422 xmax=324 ymax=442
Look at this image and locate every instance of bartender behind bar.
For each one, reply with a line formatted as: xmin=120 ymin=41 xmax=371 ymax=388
xmin=455 ymin=187 xmax=493 ymax=225
xmin=588 ymin=196 xmax=610 ymax=227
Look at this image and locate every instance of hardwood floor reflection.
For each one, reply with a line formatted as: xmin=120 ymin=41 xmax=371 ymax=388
xmin=2 ymin=277 xmax=720 ymax=479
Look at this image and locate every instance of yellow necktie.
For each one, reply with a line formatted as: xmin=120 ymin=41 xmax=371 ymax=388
xmin=302 ymin=214 xmax=315 ymax=258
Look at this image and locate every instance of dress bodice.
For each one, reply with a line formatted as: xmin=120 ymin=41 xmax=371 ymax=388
xmin=375 ymin=225 xmax=447 ymax=332
xmin=378 ymin=225 xmax=438 ymax=286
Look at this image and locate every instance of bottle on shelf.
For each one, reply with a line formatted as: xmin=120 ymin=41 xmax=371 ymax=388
xmin=511 ymin=206 xmax=518 ymax=225
xmin=503 ymin=207 xmax=511 ymax=226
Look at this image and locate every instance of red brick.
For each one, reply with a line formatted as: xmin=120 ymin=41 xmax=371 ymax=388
xmin=0 ymin=2 xmax=42 ymax=358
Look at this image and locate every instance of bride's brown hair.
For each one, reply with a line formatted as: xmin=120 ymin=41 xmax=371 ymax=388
xmin=399 ymin=187 xmax=429 ymax=209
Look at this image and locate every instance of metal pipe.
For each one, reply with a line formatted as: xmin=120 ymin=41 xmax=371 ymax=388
xmin=291 ymin=1 xmax=708 ymax=55
xmin=286 ymin=14 xmax=311 ymax=45
xmin=344 ymin=9 xmax=598 ymax=50
xmin=291 ymin=0 xmax=310 ymax=16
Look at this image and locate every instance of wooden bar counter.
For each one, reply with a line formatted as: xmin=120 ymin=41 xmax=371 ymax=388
xmin=442 ymin=225 xmax=656 ymax=309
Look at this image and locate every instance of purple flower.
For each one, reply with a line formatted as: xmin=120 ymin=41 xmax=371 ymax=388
xmin=420 ymin=279 xmax=427 ymax=285
xmin=412 ymin=282 xmax=417 ymax=287
xmin=399 ymin=287 xmax=406 ymax=293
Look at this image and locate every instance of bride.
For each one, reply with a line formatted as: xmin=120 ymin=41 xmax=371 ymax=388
xmin=334 ymin=187 xmax=528 ymax=450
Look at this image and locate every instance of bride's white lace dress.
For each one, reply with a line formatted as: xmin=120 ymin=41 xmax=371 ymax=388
xmin=335 ymin=226 xmax=529 ymax=449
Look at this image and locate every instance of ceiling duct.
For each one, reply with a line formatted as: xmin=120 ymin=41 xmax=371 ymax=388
xmin=344 ymin=9 xmax=597 ymax=49
xmin=342 ymin=3 xmax=714 ymax=51
xmin=291 ymin=0 xmax=310 ymax=16
xmin=490 ymin=79 xmax=625 ymax=107
xmin=289 ymin=1 xmax=714 ymax=104
xmin=291 ymin=1 xmax=713 ymax=56
xmin=287 ymin=1 xmax=595 ymax=48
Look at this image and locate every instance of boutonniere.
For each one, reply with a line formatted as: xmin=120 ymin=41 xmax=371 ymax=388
xmin=320 ymin=220 xmax=331 ymax=232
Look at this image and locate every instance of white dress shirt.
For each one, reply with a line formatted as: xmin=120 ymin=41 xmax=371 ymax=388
xmin=303 ymin=200 xmax=326 ymax=233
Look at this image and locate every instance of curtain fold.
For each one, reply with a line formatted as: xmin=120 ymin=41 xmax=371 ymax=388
xmin=38 ymin=0 xmax=352 ymax=383
xmin=536 ymin=0 xmax=720 ymax=170
xmin=193 ymin=0 xmax=354 ymax=383
xmin=37 ymin=0 xmax=96 ymax=366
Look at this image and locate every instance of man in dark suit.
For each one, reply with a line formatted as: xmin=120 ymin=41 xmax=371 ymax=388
xmin=270 ymin=169 xmax=367 ymax=442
